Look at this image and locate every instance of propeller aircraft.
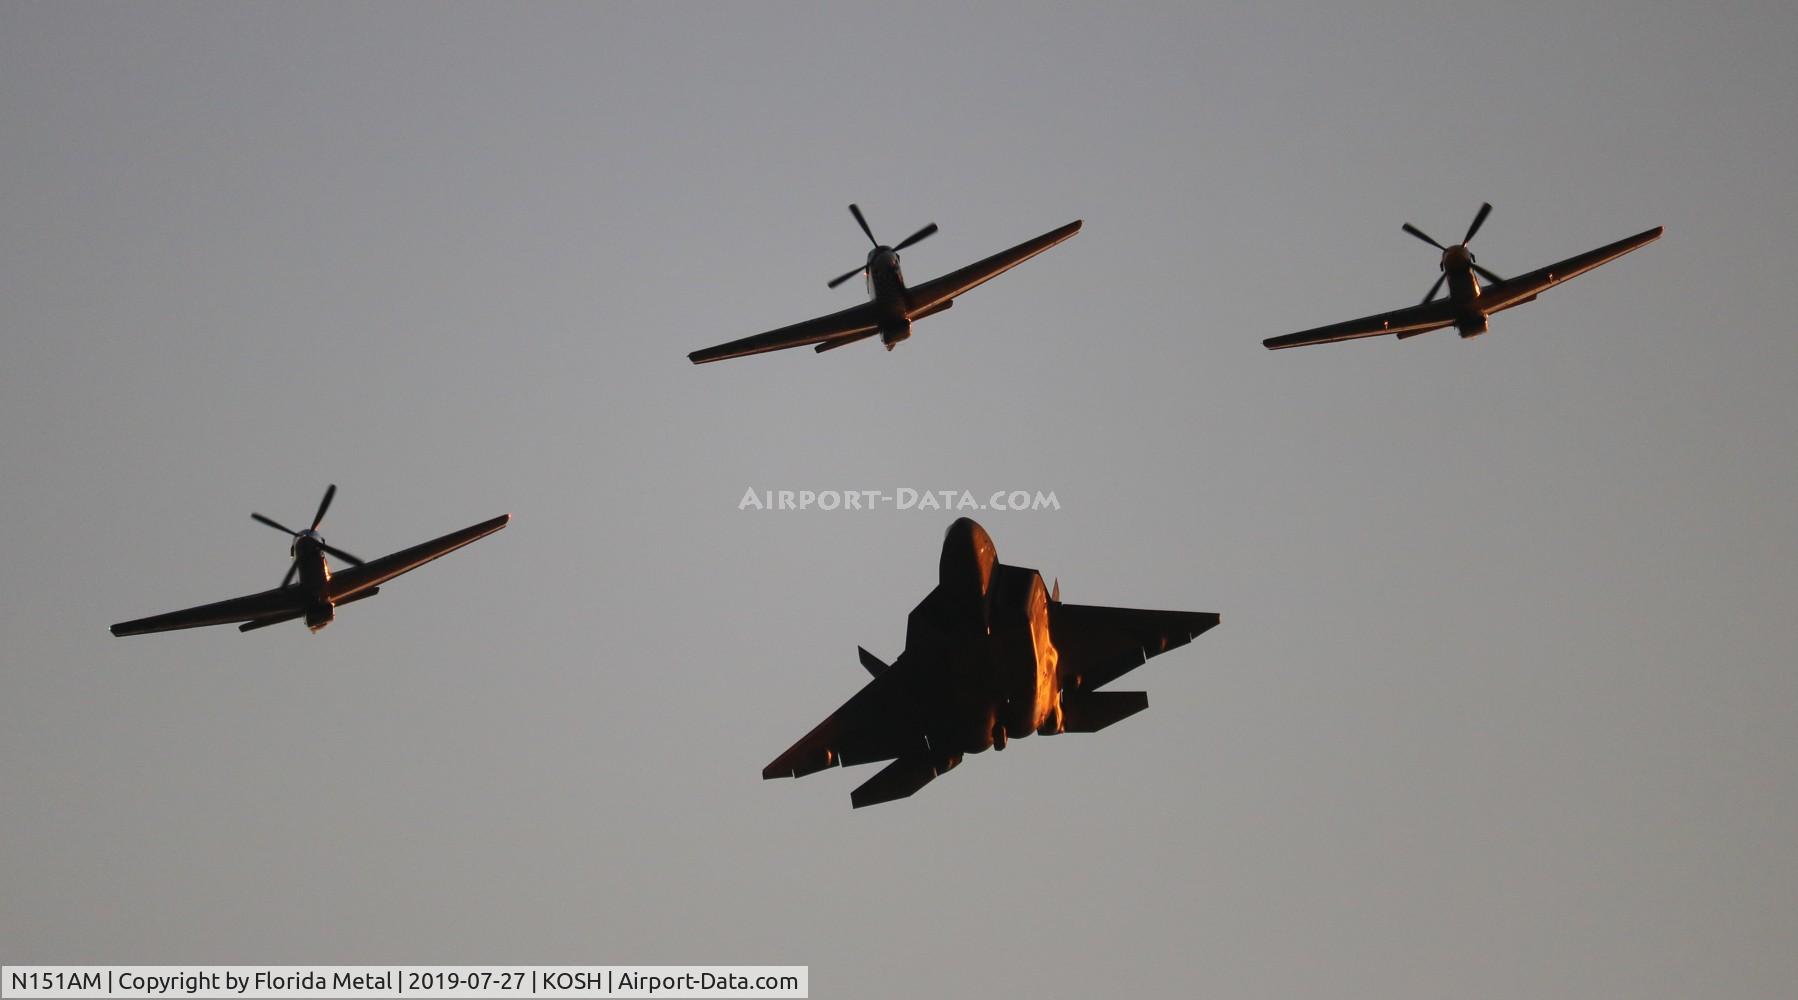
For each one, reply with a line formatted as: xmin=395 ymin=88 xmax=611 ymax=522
xmin=110 ymin=485 xmax=509 ymax=636
xmin=688 ymin=204 xmax=1081 ymax=363
xmin=1264 ymin=203 xmax=1662 ymax=350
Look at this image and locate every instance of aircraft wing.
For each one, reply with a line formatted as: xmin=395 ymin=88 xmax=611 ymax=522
xmin=903 ymin=220 xmax=1083 ymax=315
xmin=687 ymin=301 xmax=882 ymax=364
xmin=325 ymin=514 xmax=510 ymax=602
xmin=763 ymin=659 xmax=928 ymax=780
xmin=1263 ymin=298 xmax=1458 ymax=350
xmin=1052 ymin=603 xmax=1221 ymax=694
xmin=111 ymin=586 xmax=306 ymax=636
xmin=1474 ymin=226 xmax=1663 ymax=315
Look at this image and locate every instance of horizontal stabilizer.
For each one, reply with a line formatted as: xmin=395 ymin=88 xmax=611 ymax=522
xmin=907 ymin=298 xmax=954 ymax=322
xmin=851 ymin=752 xmax=953 ymax=809
xmin=857 ymin=646 xmax=889 ymax=677
xmin=1059 ymin=690 xmax=1149 ymax=733
xmin=239 ymin=612 xmax=304 ymax=633
xmin=814 ymin=329 xmax=880 ymax=353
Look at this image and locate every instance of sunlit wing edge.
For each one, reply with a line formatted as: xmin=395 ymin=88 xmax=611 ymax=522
xmin=326 ymin=513 xmax=510 ymax=601
xmin=1478 ymin=226 xmax=1664 ymax=315
xmin=904 ymin=220 xmax=1083 ymax=315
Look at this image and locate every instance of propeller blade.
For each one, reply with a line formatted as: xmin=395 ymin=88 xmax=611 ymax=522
xmin=1421 ymin=272 xmax=1447 ymax=305
xmin=1472 ymin=263 xmax=1505 ymax=284
xmin=1463 ymin=202 xmax=1492 ymax=244
xmin=893 ymin=222 xmax=938 ymax=252
xmin=827 ymin=265 xmax=866 ymax=289
xmin=309 ymin=484 xmax=337 ymax=531
xmin=1402 ymin=223 xmax=1446 ymax=250
xmin=848 ymin=204 xmax=876 ymax=246
xmin=281 ymin=560 xmax=299 ymax=589
xmin=252 ymin=512 xmax=300 ymax=536
xmin=321 ymin=543 xmax=365 ymax=567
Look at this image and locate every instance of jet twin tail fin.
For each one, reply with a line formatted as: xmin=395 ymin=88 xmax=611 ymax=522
xmin=857 ymin=646 xmax=890 ymax=677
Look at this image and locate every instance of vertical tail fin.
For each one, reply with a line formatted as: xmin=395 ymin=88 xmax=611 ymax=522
xmin=857 ymin=646 xmax=890 ymax=677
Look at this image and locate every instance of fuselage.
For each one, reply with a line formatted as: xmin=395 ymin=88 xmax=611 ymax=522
xmin=862 ymin=247 xmax=914 ymax=348
xmin=1440 ymin=245 xmax=1490 ymax=337
xmin=290 ymin=532 xmax=335 ymax=631
xmin=897 ymin=519 xmax=1065 ymax=768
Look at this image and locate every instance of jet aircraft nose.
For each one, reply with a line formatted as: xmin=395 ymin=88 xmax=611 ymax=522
xmin=939 ymin=518 xmax=998 ymax=597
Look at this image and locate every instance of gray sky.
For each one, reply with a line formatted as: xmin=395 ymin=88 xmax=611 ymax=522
xmin=2 ymin=2 xmax=1794 ymax=996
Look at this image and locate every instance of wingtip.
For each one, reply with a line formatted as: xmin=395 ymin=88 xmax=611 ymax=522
xmin=471 ymin=512 xmax=511 ymax=534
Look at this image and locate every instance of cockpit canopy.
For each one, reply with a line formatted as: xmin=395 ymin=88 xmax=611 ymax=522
xmin=939 ymin=518 xmax=998 ymax=597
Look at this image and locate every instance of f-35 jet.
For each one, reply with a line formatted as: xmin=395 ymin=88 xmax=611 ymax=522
xmin=688 ymin=205 xmax=1081 ymax=363
xmin=110 ymin=485 xmax=509 ymax=636
xmin=1264 ymin=203 xmax=1661 ymax=349
xmin=763 ymin=518 xmax=1220 ymax=808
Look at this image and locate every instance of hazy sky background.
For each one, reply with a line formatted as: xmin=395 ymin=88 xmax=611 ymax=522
xmin=3 ymin=2 xmax=1794 ymax=997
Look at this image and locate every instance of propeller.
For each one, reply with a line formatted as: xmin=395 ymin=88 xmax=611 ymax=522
xmin=849 ymin=203 xmax=876 ymax=246
xmin=1403 ymin=203 xmax=1504 ymax=299
xmin=309 ymin=483 xmax=335 ymax=530
xmin=1401 ymin=222 xmax=1446 ymax=251
xmin=253 ymin=485 xmax=366 ymax=587
xmin=826 ymin=204 xmax=937 ymax=288
xmin=251 ymin=512 xmax=301 ymax=536
xmin=319 ymin=542 xmax=365 ymax=566
xmin=893 ymin=222 xmax=938 ymax=252
xmin=826 ymin=263 xmax=865 ymax=290
xmin=1462 ymin=202 xmax=1492 ymax=244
